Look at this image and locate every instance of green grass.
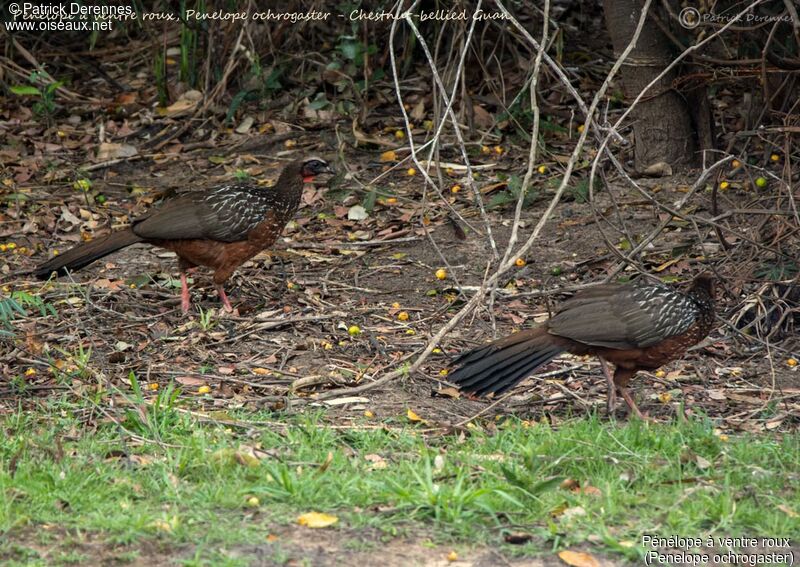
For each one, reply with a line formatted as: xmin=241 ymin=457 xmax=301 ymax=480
xmin=1 ymin=394 xmax=798 ymax=565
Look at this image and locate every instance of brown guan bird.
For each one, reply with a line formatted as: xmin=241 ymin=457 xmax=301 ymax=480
xmin=447 ymin=273 xmax=715 ymax=419
xmin=33 ymin=157 xmax=334 ymax=313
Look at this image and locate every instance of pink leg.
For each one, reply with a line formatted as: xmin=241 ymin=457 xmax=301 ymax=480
xmin=180 ymin=271 xmax=191 ymax=313
xmin=216 ymin=284 xmax=233 ymax=312
xmin=599 ymin=358 xmax=617 ymax=415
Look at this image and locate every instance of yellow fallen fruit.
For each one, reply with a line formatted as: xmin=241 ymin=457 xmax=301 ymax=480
xmin=788 ymin=358 xmax=798 ymax=367
xmin=348 ymin=325 xmax=362 ymax=336
xmin=515 ymin=258 xmax=526 ymax=267
xmin=297 ymin=512 xmax=338 ymax=528
xmin=537 ymin=165 xmax=547 ymax=174
xmin=719 ymin=181 xmax=729 ymax=190
xmin=247 ymin=496 xmax=260 ymax=507
xmin=407 ymin=168 xmax=416 ymax=176
xmin=198 ymin=385 xmax=211 ymax=394
xmin=380 ymin=150 xmax=397 ymax=162
xmin=407 ymin=408 xmax=425 ymax=422
xmin=435 ymin=268 xmax=447 ymax=280
xmin=447 ymin=551 xmax=458 ymax=561
xmin=398 ymin=311 xmax=409 ymax=321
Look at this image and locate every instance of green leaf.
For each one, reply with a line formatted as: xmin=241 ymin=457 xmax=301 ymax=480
xmin=308 ymin=94 xmax=330 ymax=111
xmin=45 ymin=81 xmax=64 ymax=95
xmin=225 ymin=89 xmax=252 ymax=124
xmin=362 ymin=187 xmax=377 ymax=213
xmin=9 ymin=85 xmax=42 ymax=96
xmin=339 ymin=41 xmax=360 ymax=61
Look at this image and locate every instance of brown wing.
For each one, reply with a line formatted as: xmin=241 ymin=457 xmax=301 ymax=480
xmin=547 ymin=281 xmax=700 ymax=350
xmin=132 ymin=185 xmax=283 ymax=243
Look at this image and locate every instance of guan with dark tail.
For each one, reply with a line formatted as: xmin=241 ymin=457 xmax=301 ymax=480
xmin=32 ymin=157 xmax=334 ymax=313
xmin=448 ymin=273 xmax=716 ymax=419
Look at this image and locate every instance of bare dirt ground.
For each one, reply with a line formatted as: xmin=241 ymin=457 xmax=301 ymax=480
xmin=8 ymin=524 xmax=624 ymax=567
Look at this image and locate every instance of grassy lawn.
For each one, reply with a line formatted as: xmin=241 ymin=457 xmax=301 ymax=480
xmin=1 ymin=389 xmax=798 ymax=566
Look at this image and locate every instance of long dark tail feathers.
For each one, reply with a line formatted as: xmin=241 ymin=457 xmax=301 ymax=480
xmin=448 ymin=328 xmax=563 ymax=397
xmin=32 ymin=229 xmax=143 ymax=280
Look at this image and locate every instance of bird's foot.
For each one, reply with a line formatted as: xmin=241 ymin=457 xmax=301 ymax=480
xmin=606 ymin=393 xmax=618 ymax=418
xmin=216 ymin=285 xmax=234 ymax=313
xmin=620 ymin=388 xmax=654 ymax=423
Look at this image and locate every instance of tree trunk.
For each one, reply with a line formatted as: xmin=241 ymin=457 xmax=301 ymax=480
xmin=603 ymin=0 xmax=697 ymax=169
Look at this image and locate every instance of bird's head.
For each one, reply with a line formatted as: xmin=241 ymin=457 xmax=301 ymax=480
xmin=300 ymin=157 xmax=335 ymax=183
xmin=690 ymin=272 xmax=716 ymax=301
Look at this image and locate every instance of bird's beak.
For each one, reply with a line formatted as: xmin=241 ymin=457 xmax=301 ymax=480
xmin=324 ymin=164 xmax=336 ymax=175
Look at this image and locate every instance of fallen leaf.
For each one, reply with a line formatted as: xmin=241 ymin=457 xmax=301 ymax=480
xmin=432 ymin=386 xmax=461 ymax=399
xmin=579 ymin=485 xmax=602 ymax=497
xmin=162 ymin=93 xmax=199 ymax=116
xmin=411 ymin=100 xmax=426 ymax=121
xmin=235 ymin=115 xmax=254 ymax=134
xmin=472 ymin=104 xmax=493 ymax=128
xmin=364 ymin=454 xmax=388 ymax=470
xmin=297 ymin=512 xmax=338 ymax=528
xmin=558 ymin=550 xmax=600 ymax=567
xmin=560 ymin=478 xmax=579 ymax=490
xmin=347 ymin=205 xmax=369 ymax=221
xmin=559 ymin=506 xmax=587 ymax=522
xmin=695 ymin=455 xmax=711 ymax=469
xmin=778 ymin=504 xmax=798 ymax=518
xmin=92 ymin=278 xmax=124 ymax=292
xmin=642 ymin=161 xmax=673 ymax=177
xmin=175 ymin=376 xmax=207 ymax=387
xmin=96 ymin=142 xmax=137 ymax=161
